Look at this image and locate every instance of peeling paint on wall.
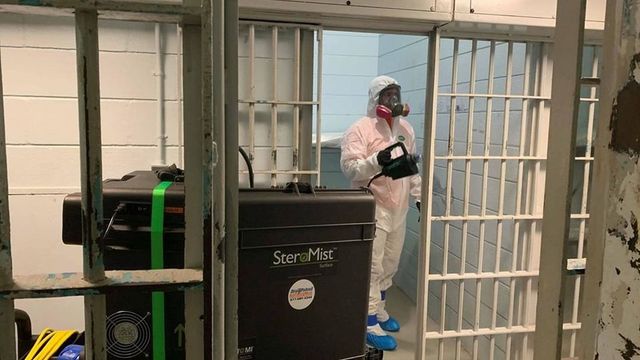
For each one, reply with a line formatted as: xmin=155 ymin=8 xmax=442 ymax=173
xmin=610 ymin=56 xmax=640 ymax=154
xmin=619 ymin=334 xmax=640 ymax=360
xmin=596 ymin=57 xmax=640 ymax=359
xmin=596 ymin=150 xmax=640 ymax=359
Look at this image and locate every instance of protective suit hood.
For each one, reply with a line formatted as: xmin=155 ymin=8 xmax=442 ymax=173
xmin=367 ymin=75 xmax=400 ymax=117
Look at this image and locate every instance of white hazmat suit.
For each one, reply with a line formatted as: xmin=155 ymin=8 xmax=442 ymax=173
xmin=341 ymin=75 xmax=422 ymax=349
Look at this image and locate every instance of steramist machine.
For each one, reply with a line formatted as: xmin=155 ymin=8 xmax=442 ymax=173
xmin=62 ymin=168 xmax=376 ymax=360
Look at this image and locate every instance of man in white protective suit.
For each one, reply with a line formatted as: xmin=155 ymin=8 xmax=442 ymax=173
xmin=341 ymin=75 xmax=422 ymax=351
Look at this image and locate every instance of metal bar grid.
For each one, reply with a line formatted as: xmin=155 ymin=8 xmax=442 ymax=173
xmin=248 ymin=24 xmax=256 ymax=164
xmin=224 ymin=0 xmax=240 ymax=356
xmin=424 ymin=37 xmax=551 ymax=360
xmin=426 ymin=322 xmax=582 ymax=340
xmin=435 ymin=155 xmax=545 ymax=160
xmin=314 ymin=29 xmax=323 ymax=187
xmin=292 ymin=28 xmax=301 ymax=183
xmin=0 ymin=269 xmax=203 ymax=299
xmin=270 ymin=26 xmax=279 ymax=187
xmin=75 ymin=11 xmax=107 ymax=359
xmin=488 ymin=41 xmax=513 ymax=360
xmin=455 ymin=38 xmax=477 ymax=360
xmin=523 ymin=43 xmax=553 ymax=360
xmin=0 ymin=2 xmax=212 ymax=359
xmin=416 ymin=28 xmax=440 ymax=360
xmin=437 ymin=37 xmax=460 ymax=360
xmin=506 ymin=42 xmax=532 ymax=360
xmin=239 ymin=24 xmax=322 ymax=187
xmin=239 ymin=100 xmax=319 ymax=105
xmin=473 ymin=39 xmax=496 ymax=360
xmin=564 ymin=46 xmax=600 ymax=358
xmin=0 ymin=0 xmax=202 ymax=16
xmin=209 ymin=0 xmax=224 ymax=355
xmin=429 ymin=270 xmax=539 ymax=282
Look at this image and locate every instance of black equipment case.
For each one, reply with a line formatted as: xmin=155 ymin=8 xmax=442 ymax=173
xmin=62 ymin=171 xmax=376 ymax=360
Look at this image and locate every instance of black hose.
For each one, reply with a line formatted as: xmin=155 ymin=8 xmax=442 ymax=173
xmin=367 ymin=172 xmax=384 ymax=188
xmin=238 ymin=147 xmax=254 ymax=188
xmin=14 ymin=309 xmax=32 ymax=359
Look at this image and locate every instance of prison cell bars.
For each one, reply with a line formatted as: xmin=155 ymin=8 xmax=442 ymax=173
xmin=238 ymin=23 xmax=323 ymax=188
xmin=564 ymin=46 xmax=600 ymax=359
xmin=505 ymin=42 xmax=532 ymax=360
xmin=456 ymin=38 xmax=478 ymax=360
xmin=437 ymin=37 xmax=459 ymax=359
xmin=534 ymin=0 xmax=588 ymax=358
xmin=0 ymin=1 xmax=219 ymax=359
xmin=417 ymin=27 xmax=441 ymax=360
xmin=421 ymin=37 xmax=554 ymax=360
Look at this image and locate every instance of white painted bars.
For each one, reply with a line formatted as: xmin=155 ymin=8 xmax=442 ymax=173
xmin=533 ymin=0 xmax=587 ymax=358
xmin=565 ymin=46 xmax=599 ymax=358
xmin=271 ymin=26 xmax=279 ymax=187
xmin=239 ymin=24 xmax=322 ymax=187
xmin=422 ymin=37 xmax=554 ymax=360
xmin=416 ymin=28 xmax=440 ymax=360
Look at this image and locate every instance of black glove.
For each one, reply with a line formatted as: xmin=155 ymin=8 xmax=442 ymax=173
xmin=416 ymin=201 xmax=421 ymax=222
xmin=376 ymin=148 xmax=392 ymax=166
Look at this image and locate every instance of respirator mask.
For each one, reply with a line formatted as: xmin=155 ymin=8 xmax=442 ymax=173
xmin=375 ymin=86 xmax=410 ymax=120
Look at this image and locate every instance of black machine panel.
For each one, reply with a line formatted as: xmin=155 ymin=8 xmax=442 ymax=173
xmin=63 ymin=170 xmax=376 ymax=360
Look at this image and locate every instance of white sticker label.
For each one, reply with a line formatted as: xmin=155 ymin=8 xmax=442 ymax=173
xmin=288 ymin=279 xmax=315 ymax=310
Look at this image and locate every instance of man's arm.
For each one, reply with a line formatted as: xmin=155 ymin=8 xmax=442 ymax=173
xmin=340 ymin=127 xmax=382 ymax=182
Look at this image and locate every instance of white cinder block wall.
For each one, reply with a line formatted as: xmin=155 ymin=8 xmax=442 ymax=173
xmin=315 ymin=31 xmax=380 ymax=188
xmin=375 ymin=33 xmax=428 ymax=302
xmin=238 ymin=24 xmax=297 ymax=187
xmin=1 ymin=16 xmax=298 ymax=332
xmin=1 ymin=14 xmax=183 ymax=332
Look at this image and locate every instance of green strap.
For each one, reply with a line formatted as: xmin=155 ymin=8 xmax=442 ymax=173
xmin=151 ymin=181 xmax=173 ymax=360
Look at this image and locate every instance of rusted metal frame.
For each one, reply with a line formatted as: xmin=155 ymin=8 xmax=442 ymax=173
xmin=0 ymin=40 xmax=17 ymax=360
xmin=579 ymin=1 xmax=637 ymax=359
xmin=0 ymin=269 xmax=203 ymax=299
xmin=224 ymin=0 xmax=240 ymax=358
xmin=0 ymin=0 xmax=201 ymax=16
xmin=181 ymin=0 xmax=207 ymax=357
xmin=0 ymin=4 xmax=195 ymax=23
xmin=533 ymin=1 xmax=587 ymax=359
xmin=200 ymin=0 xmax=214 ymax=357
xmin=210 ymin=0 xmax=225 ymax=355
xmin=75 ymin=9 xmax=107 ymax=360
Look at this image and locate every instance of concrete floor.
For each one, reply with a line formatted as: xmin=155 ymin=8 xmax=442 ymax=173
xmin=384 ymin=286 xmax=471 ymax=360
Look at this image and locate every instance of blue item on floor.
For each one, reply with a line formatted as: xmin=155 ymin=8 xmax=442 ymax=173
xmin=58 ymin=345 xmax=83 ymax=360
xmin=379 ymin=316 xmax=400 ymax=332
xmin=366 ymin=332 xmax=397 ymax=351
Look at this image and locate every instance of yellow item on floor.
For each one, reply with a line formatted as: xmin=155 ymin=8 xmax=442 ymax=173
xmin=25 ymin=328 xmax=78 ymax=360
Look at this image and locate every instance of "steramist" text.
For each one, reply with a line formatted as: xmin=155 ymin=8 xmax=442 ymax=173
xmin=272 ymin=247 xmax=336 ymax=266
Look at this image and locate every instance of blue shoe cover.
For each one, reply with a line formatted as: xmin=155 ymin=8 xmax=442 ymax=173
xmin=379 ymin=316 xmax=400 ymax=332
xmin=366 ymin=332 xmax=397 ymax=351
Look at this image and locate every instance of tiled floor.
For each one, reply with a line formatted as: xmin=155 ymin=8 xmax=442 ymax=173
xmin=383 ymin=287 xmax=472 ymax=360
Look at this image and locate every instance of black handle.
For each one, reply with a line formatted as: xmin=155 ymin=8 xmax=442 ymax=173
xmin=382 ymin=141 xmax=409 ymax=156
